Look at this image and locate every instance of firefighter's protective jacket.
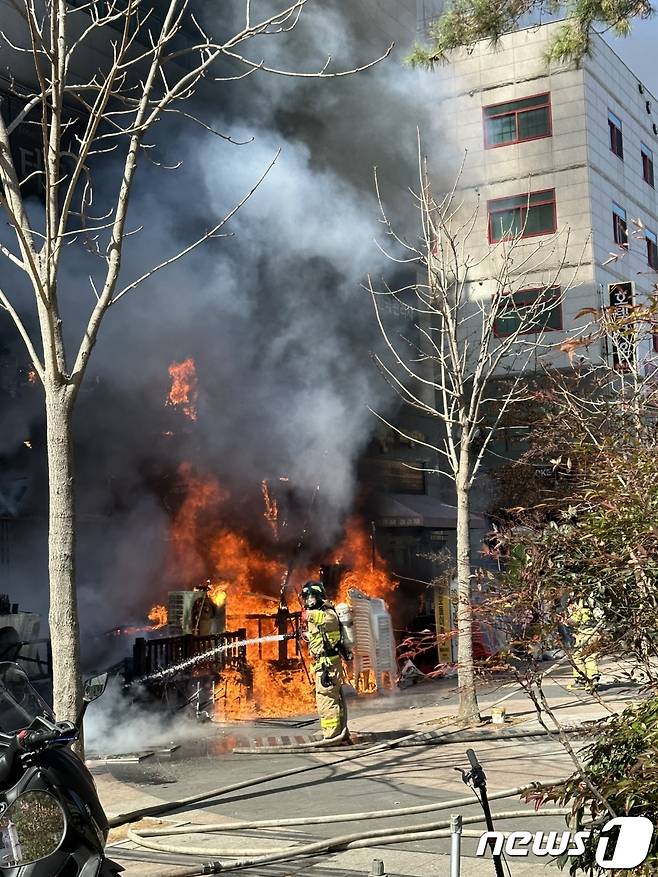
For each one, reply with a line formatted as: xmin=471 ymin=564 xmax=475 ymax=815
xmin=569 ymin=598 xmax=602 ymax=630
xmin=306 ymin=602 xmax=342 ymax=672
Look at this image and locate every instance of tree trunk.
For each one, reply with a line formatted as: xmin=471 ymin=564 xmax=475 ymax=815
xmin=45 ymin=386 xmax=83 ymax=747
xmin=455 ymin=461 xmax=480 ymax=725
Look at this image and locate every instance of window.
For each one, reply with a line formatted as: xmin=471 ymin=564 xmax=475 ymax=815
xmin=654 ymin=331 xmax=658 ymax=354
xmin=488 ymin=190 xmax=557 ymax=243
xmin=647 ymin=229 xmax=658 ymax=269
xmin=642 ymin=143 xmax=655 ymax=187
xmin=609 ymin=111 xmax=624 ymax=159
xmin=613 ymin=203 xmax=628 ymax=248
xmin=494 ymin=287 xmax=563 ymax=337
xmin=483 ymin=93 xmax=552 ymax=148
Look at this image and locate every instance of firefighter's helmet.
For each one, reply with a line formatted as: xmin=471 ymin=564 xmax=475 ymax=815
xmin=301 ymin=580 xmax=326 ymax=609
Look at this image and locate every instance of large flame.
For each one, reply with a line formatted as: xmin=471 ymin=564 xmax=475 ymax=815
xmin=154 ymin=466 xmax=397 ymax=720
xmin=166 ymin=358 xmax=198 ymax=421
xmin=208 ymin=584 xmax=227 ymax=608
xmin=333 ymin=517 xmax=398 ymax=605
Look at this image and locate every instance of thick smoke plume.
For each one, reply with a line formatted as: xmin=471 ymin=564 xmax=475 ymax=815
xmin=0 ymin=2 xmax=441 ymax=640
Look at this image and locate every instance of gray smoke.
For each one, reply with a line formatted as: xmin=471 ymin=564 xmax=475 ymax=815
xmin=0 ymin=2 xmax=442 ymax=636
xmin=84 ymin=678 xmax=194 ymax=756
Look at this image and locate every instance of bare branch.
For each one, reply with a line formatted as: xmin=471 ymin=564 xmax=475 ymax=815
xmin=110 ymin=148 xmax=281 ymax=305
xmin=220 ymin=42 xmax=394 ymax=79
xmin=0 ymin=284 xmax=45 ymax=380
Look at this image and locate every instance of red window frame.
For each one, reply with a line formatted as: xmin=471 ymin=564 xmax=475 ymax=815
xmin=613 ymin=204 xmax=628 ymax=248
xmin=647 ymin=230 xmax=658 ymax=269
xmin=487 ymin=189 xmax=557 ymax=244
xmin=493 ymin=286 xmax=563 ymax=338
xmin=642 ymin=144 xmax=655 ymax=187
xmin=608 ymin=111 xmax=624 ymax=159
xmin=483 ymin=92 xmax=552 ymax=149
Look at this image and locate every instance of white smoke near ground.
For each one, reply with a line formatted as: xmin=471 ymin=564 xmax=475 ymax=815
xmin=84 ymin=678 xmax=195 ymax=756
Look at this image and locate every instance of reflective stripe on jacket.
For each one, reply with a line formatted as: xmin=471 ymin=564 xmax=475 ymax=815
xmin=306 ymin=603 xmax=342 ymax=671
xmin=569 ymin=599 xmax=597 ymax=629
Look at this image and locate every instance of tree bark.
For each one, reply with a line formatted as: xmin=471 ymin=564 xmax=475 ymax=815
xmin=455 ymin=451 xmax=480 ymax=725
xmin=45 ymin=386 xmax=83 ymax=745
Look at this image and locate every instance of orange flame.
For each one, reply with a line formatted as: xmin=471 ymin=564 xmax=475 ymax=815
xmin=166 ymin=358 xmax=198 ymax=421
xmin=159 ymin=468 xmax=396 ymax=720
xmin=208 ymin=583 xmax=227 ymax=608
xmin=148 ymin=604 xmax=168 ymax=629
xmin=333 ymin=518 xmax=398 ymax=605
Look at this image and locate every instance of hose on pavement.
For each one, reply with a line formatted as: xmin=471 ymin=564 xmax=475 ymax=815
xmin=234 ymin=723 xmax=580 ymax=754
xmin=138 ymin=804 xmax=570 ymax=875
xmin=109 ymin=722 xmax=577 ymax=827
xmin=108 ymin=722 xmax=460 ymax=827
xmin=128 ymin=779 xmax=556 ymax=837
xmin=109 ymin=724 xmax=425 ymax=827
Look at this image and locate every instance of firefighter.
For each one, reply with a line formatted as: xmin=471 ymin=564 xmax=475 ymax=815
xmin=567 ymin=597 xmax=601 ymax=690
xmin=301 ymin=580 xmax=351 ymax=743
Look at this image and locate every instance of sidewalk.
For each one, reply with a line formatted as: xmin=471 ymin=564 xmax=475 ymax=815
xmin=96 ymin=668 xmax=641 ymax=876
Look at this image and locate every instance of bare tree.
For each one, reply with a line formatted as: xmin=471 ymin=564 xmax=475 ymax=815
xmin=0 ymin=0 xmax=390 ymax=735
xmin=369 ymin=155 xmax=581 ymax=723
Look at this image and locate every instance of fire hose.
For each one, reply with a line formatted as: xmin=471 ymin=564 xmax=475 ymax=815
xmin=124 ymin=735 xmax=573 ymax=874
xmin=108 ymin=724 xmax=580 ymax=875
xmin=230 ymin=722 xmax=582 ymax=754
xmin=109 ymin=724 xmax=436 ymax=827
xmin=111 ymin=647 xmax=589 ymax=872
xmin=108 ymin=717 xmax=577 ymax=828
xmin=128 ymin=801 xmax=570 ymax=874
xmin=129 ymin=780 xmax=557 ymax=838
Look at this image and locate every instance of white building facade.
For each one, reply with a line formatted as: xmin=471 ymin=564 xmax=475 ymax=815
xmin=441 ymin=21 xmax=658 ymax=372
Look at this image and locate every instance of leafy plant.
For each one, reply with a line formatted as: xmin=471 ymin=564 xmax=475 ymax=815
xmin=534 ymin=696 xmax=658 ymax=875
xmin=409 ymin=0 xmax=654 ymax=65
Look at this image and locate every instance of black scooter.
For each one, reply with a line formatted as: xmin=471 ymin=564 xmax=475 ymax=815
xmin=0 ymin=662 xmax=123 ymax=876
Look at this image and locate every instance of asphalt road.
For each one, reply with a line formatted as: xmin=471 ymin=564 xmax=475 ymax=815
xmin=100 ymin=674 xmax=637 ymax=875
xmin=103 ymin=727 xmax=570 ymax=873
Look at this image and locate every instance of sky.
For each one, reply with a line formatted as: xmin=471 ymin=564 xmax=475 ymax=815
xmin=608 ymin=20 xmax=658 ymax=94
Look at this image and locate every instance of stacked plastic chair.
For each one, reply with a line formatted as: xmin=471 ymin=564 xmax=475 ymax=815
xmin=348 ymin=588 xmax=397 ymax=693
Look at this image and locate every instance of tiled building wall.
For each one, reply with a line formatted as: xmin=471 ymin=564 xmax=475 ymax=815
xmin=439 ymin=23 xmax=597 ymax=369
xmin=438 ymin=21 xmax=658 ymax=369
xmin=583 ymin=33 xmax=658 ymax=363
xmin=417 ymin=0 xmax=445 ymax=33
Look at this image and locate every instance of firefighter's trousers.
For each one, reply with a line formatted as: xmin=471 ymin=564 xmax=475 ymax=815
xmin=314 ymin=664 xmax=348 ymax=740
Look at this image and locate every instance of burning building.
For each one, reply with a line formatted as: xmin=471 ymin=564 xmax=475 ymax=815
xmin=0 ymin=0 xmax=475 ymax=694
xmin=127 ymin=459 xmax=399 ymax=721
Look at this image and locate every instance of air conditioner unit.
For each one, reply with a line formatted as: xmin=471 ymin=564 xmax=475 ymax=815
xmin=167 ymin=591 xmax=197 ymax=635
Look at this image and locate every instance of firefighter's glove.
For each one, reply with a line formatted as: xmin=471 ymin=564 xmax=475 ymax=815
xmin=320 ymin=668 xmax=331 ymax=688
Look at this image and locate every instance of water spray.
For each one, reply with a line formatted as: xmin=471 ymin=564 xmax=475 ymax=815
xmin=137 ymin=633 xmax=295 ymax=684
